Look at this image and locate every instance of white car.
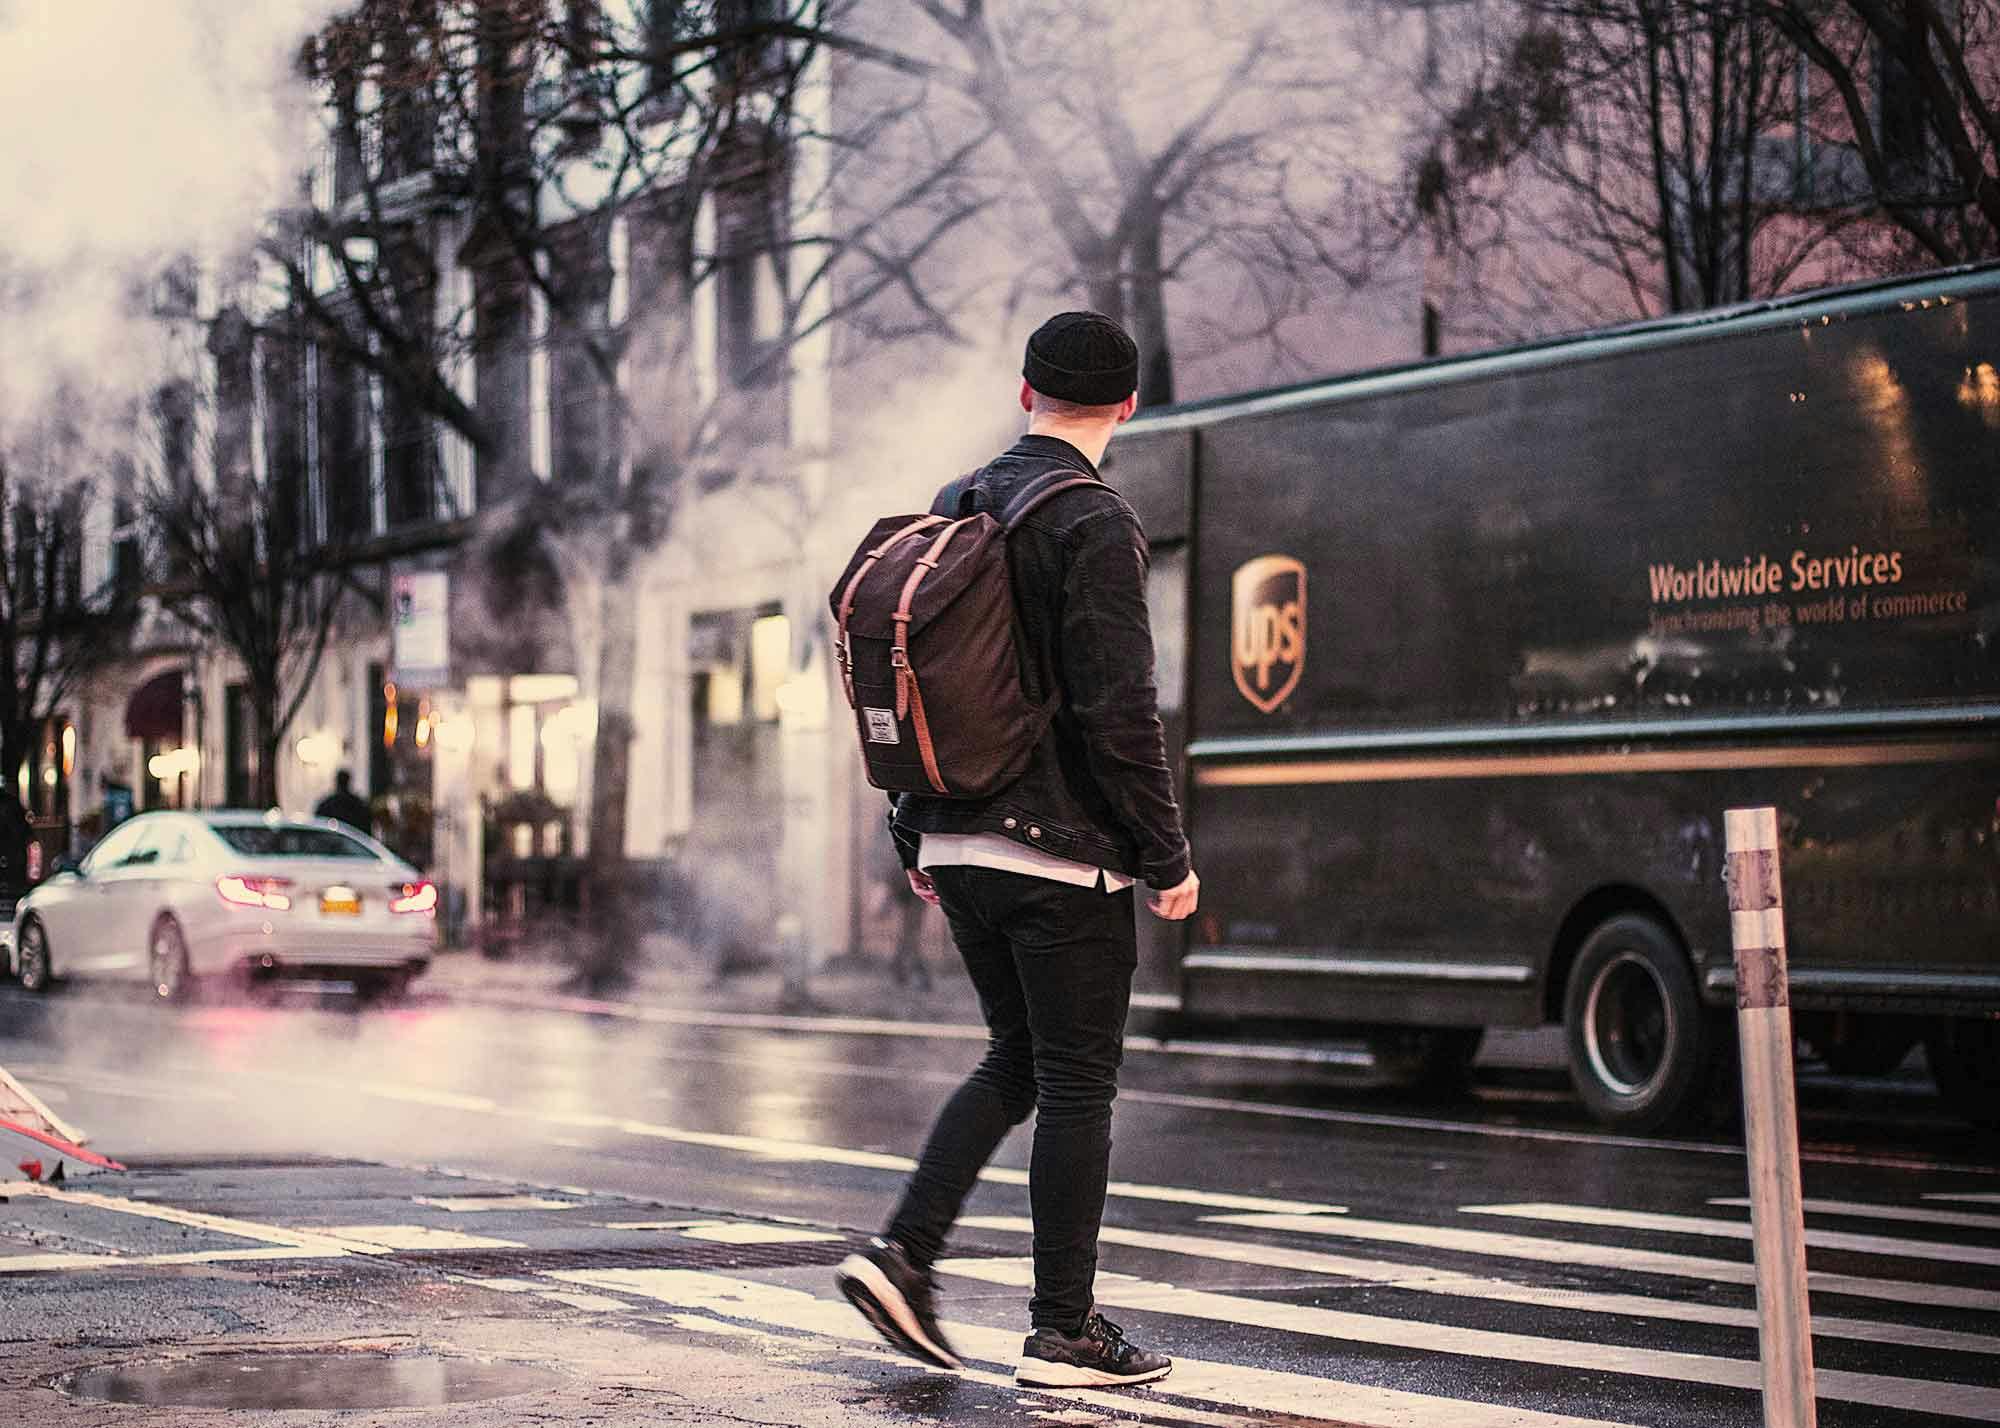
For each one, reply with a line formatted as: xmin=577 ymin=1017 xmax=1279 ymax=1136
xmin=9 ymin=811 xmax=436 ymax=1001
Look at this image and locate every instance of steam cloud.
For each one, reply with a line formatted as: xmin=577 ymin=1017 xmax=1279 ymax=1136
xmin=0 ymin=0 xmax=346 ymax=434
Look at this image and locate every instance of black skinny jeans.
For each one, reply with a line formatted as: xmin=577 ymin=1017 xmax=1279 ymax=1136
xmin=885 ymin=864 xmax=1136 ymax=1334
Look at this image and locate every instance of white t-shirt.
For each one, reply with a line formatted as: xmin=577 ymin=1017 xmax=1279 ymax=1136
xmin=918 ymin=832 xmax=1135 ymax=894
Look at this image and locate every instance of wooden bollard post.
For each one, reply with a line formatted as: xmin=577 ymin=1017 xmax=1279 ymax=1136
xmin=1723 ymin=806 xmax=1818 ymax=1428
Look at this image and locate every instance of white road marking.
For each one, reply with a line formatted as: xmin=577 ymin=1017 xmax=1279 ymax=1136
xmin=676 ymin=1222 xmax=845 ymax=1246
xmin=7 ymin=1070 xmax=236 ymax=1105
xmin=550 ymin=1267 xmax=1644 ymax=1428
xmin=356 ymin=1083 xmax=500 ymax=1113
xmin=935 ymin=1257 xmax=2000 ymax=1420
xmin=1711 ymin=1196 xmax=2000 ymax=1232
xmin=1207 ymin=1213 xmax=2000 ymax=1314
xmin=433 ymin=995 xmax=2000 ymax=1173
xmin=327 ymin=1078 xmax=1347 ymax=1216
xmin=957 ymin=1215 xmax=2000 ymax=1357
xmin=1926 ymin=1192 xmax=2000 ymax=1205
xmin=1466 ymin=1202 xmax=2000 ymax=1268
xmin=534 ymin=1288 xmax=633 ymax=1311
xmin=453 ymin=1275 xmax=631 ymax=1312
xmin=0 ymin=1181 xmax=382 ymax=1258
xmin=320 ymin=1224 xmax=525 ymax=1251
xmin=594 ymin=1220 xmax=718 ymax=1232
xmin=0 ymin=1246 xmax=324 ymax=1274
xmin=415 ymin=1195 xmax=578 ymax=1212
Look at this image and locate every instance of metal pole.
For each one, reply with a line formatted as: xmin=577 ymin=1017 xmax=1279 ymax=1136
xmin=1723 ymin=806 xmax=1818 ymax=1428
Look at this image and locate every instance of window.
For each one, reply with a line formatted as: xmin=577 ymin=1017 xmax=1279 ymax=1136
xmin=83 ymin=817 xmax=150 ymax=874
xmin=316 ymin=349 xmax=373 ymax=543
xmin=713 ymin=155 xmax=790 ymax=444
xmin=12 ymin=502 xmax=40 ymax=615
xmin=548 ymin=222 xmax=617 ymax=486
xmin=212 ymin=825 xmax=378 ymax=859
xmin=645 ymin=0 xmax=691 ymax=112
xmin=378 ymin=20 xmax=434 ymax=183
xmin=155 ymin=382 xmax=196 ymax=494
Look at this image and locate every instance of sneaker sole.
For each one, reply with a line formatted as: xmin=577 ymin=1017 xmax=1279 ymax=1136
xmin=1015 ymin=1357 xmax=1173 ymax=1388
xmin=835 ymin=1253 xmax=962 ymax=1370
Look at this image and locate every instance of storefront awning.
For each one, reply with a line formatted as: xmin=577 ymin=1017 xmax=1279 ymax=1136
xmin=124 ymin=671 xmax=184 ymax=741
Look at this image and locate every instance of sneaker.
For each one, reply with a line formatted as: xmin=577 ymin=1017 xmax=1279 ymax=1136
xmin=1016 ymin=1312 xmax=1172 ymax=1388
xmin=835 ymin=1237 xmax=961 ymax=1370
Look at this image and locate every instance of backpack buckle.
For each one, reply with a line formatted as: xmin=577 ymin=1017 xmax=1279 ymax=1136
xmin=890 ymin=646 xmax=909 ymax=668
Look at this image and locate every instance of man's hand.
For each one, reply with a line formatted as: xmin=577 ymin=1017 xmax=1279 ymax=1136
xmin=907 ymin=869 xmax=942 ymax=907
xmin=1148 ymin=868 xmax=1200 ymax=921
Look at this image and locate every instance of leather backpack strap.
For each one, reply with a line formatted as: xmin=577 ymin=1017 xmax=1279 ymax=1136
xmin=890 ymin=520 xmax=971 ymax=795
xmin=834 ymin=515 xmax=945 ymax=708
xmin=998 ymin=470 xmax=1103 ymax=532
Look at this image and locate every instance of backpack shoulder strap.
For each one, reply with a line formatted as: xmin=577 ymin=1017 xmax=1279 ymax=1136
xmin=998 ymin=469 xmax=1106 ymax=532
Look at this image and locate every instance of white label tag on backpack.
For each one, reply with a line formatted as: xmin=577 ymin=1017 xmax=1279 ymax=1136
xmin=864 ymin=708 xmax=900 ymax=744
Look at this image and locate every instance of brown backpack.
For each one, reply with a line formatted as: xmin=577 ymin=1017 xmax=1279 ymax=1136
xmin=830 ymin=470 xmax=1100 ymax=797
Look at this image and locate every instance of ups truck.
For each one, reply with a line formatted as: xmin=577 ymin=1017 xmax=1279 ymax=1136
xmin=1103 ymin=264 xmax=2000 ymax=1132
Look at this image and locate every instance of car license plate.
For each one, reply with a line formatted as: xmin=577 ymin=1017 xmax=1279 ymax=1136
xmin=320 ymin=887 xmax=362 ymax=916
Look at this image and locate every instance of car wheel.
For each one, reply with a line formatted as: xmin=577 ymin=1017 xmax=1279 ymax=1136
xmin=1926 ymin=1017 xmax=2000 ymax=1133
xmin=149 ymin=917 xmax=193 ymax=1004
xmin=16 ymin=918 xmax=51 ymax=994
xmin=1563 ymin=913 xmax=1714 ymax=1132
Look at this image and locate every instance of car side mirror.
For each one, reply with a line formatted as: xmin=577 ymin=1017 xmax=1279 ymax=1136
xmin=52 ymin=854 xmax=81 ymax=877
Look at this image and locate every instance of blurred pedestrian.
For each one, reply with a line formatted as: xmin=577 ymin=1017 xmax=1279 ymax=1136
xmin=314 ymin=770 xmax=372 ymax=835
xmin=837 ymin=312 xmax=1199 ymax=1389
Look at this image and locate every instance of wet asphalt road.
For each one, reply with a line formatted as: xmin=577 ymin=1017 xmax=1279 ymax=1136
xmin=3 ymin=976 xmax=1998 ymax=1427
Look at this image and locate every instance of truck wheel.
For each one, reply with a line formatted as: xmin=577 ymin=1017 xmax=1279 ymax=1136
xmin=16 ymin=918 xmax=51 ymax=993
xmin=1369 ymin=1027 xmax=1485 ymax=1092
xmin=1926 ymin=1018 xmax=2000 ymax=1132
xmin=1563 ymin=914 xmax=1712 ymax=1132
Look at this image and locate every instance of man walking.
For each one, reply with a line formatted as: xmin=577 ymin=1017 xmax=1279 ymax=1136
xmin=837 ymin=312 xmax=1198 ymax=1388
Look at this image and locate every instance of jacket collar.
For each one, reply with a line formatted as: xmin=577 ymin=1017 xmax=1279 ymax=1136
xmin=1008 ymin=433 xmax=1100 ymax=478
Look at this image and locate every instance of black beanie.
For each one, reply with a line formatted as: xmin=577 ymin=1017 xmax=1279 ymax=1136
xmin=1023 ymin=311 xmax=1139 ymax=406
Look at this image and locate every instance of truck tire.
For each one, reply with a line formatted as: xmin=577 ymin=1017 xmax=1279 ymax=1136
xmin=1563 ymin=914 xmax=1712 ymax=1132
xmin=1926 ymin=1017 xmax=2000 ymax=1133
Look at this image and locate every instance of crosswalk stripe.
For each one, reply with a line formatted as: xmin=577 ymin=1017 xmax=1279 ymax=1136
xmin=548 ymin=1267 xmax=1645 ymax=1428
xmin=957 ymin=1215 xmax=2000 ymax=1357
xmin=1465 ymin=1202 xmax=2000 ymax=1268
xmin=1711 ymin=1196 xmax=2000 ymax=1232
xmin=1926 ymin=1192 xmax=2000 ymax=1205
xmin=1206 ymin=1212 xmax=2000 ymax=1314
xmin=934 ymin=1257 xmax=2000 ymax=1420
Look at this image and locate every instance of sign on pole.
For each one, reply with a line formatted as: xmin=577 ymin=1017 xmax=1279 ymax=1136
xmin=392 ymin=570 xmax=450 ymax=688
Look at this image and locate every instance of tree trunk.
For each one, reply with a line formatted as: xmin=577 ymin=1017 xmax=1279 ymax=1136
xmin=255 ymin=694 xmax=282 ymax=810
xmin=1128 ymin=219 xmax=1175 ymax=408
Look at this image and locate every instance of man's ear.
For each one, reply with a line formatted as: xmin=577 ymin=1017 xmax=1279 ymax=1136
xmin=1116 ymin=391 xmax=1139 ymax=424
xmin=1019 ymin=380 xmax=1035 ymax=414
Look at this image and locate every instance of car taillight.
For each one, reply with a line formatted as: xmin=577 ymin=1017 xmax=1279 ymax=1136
xmin=218 ymin=874 xmax=293 ymax=911
xmin=389 ymin=880 xmax=438 ymax=915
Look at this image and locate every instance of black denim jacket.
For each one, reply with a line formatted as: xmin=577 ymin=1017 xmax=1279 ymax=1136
xmin=888 ymin=435 xmax=1192 ymax=891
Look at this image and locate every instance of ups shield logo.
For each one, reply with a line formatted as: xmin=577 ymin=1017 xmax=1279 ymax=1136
xmin=1231 ymin=555 xmax=1305 ymax=714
